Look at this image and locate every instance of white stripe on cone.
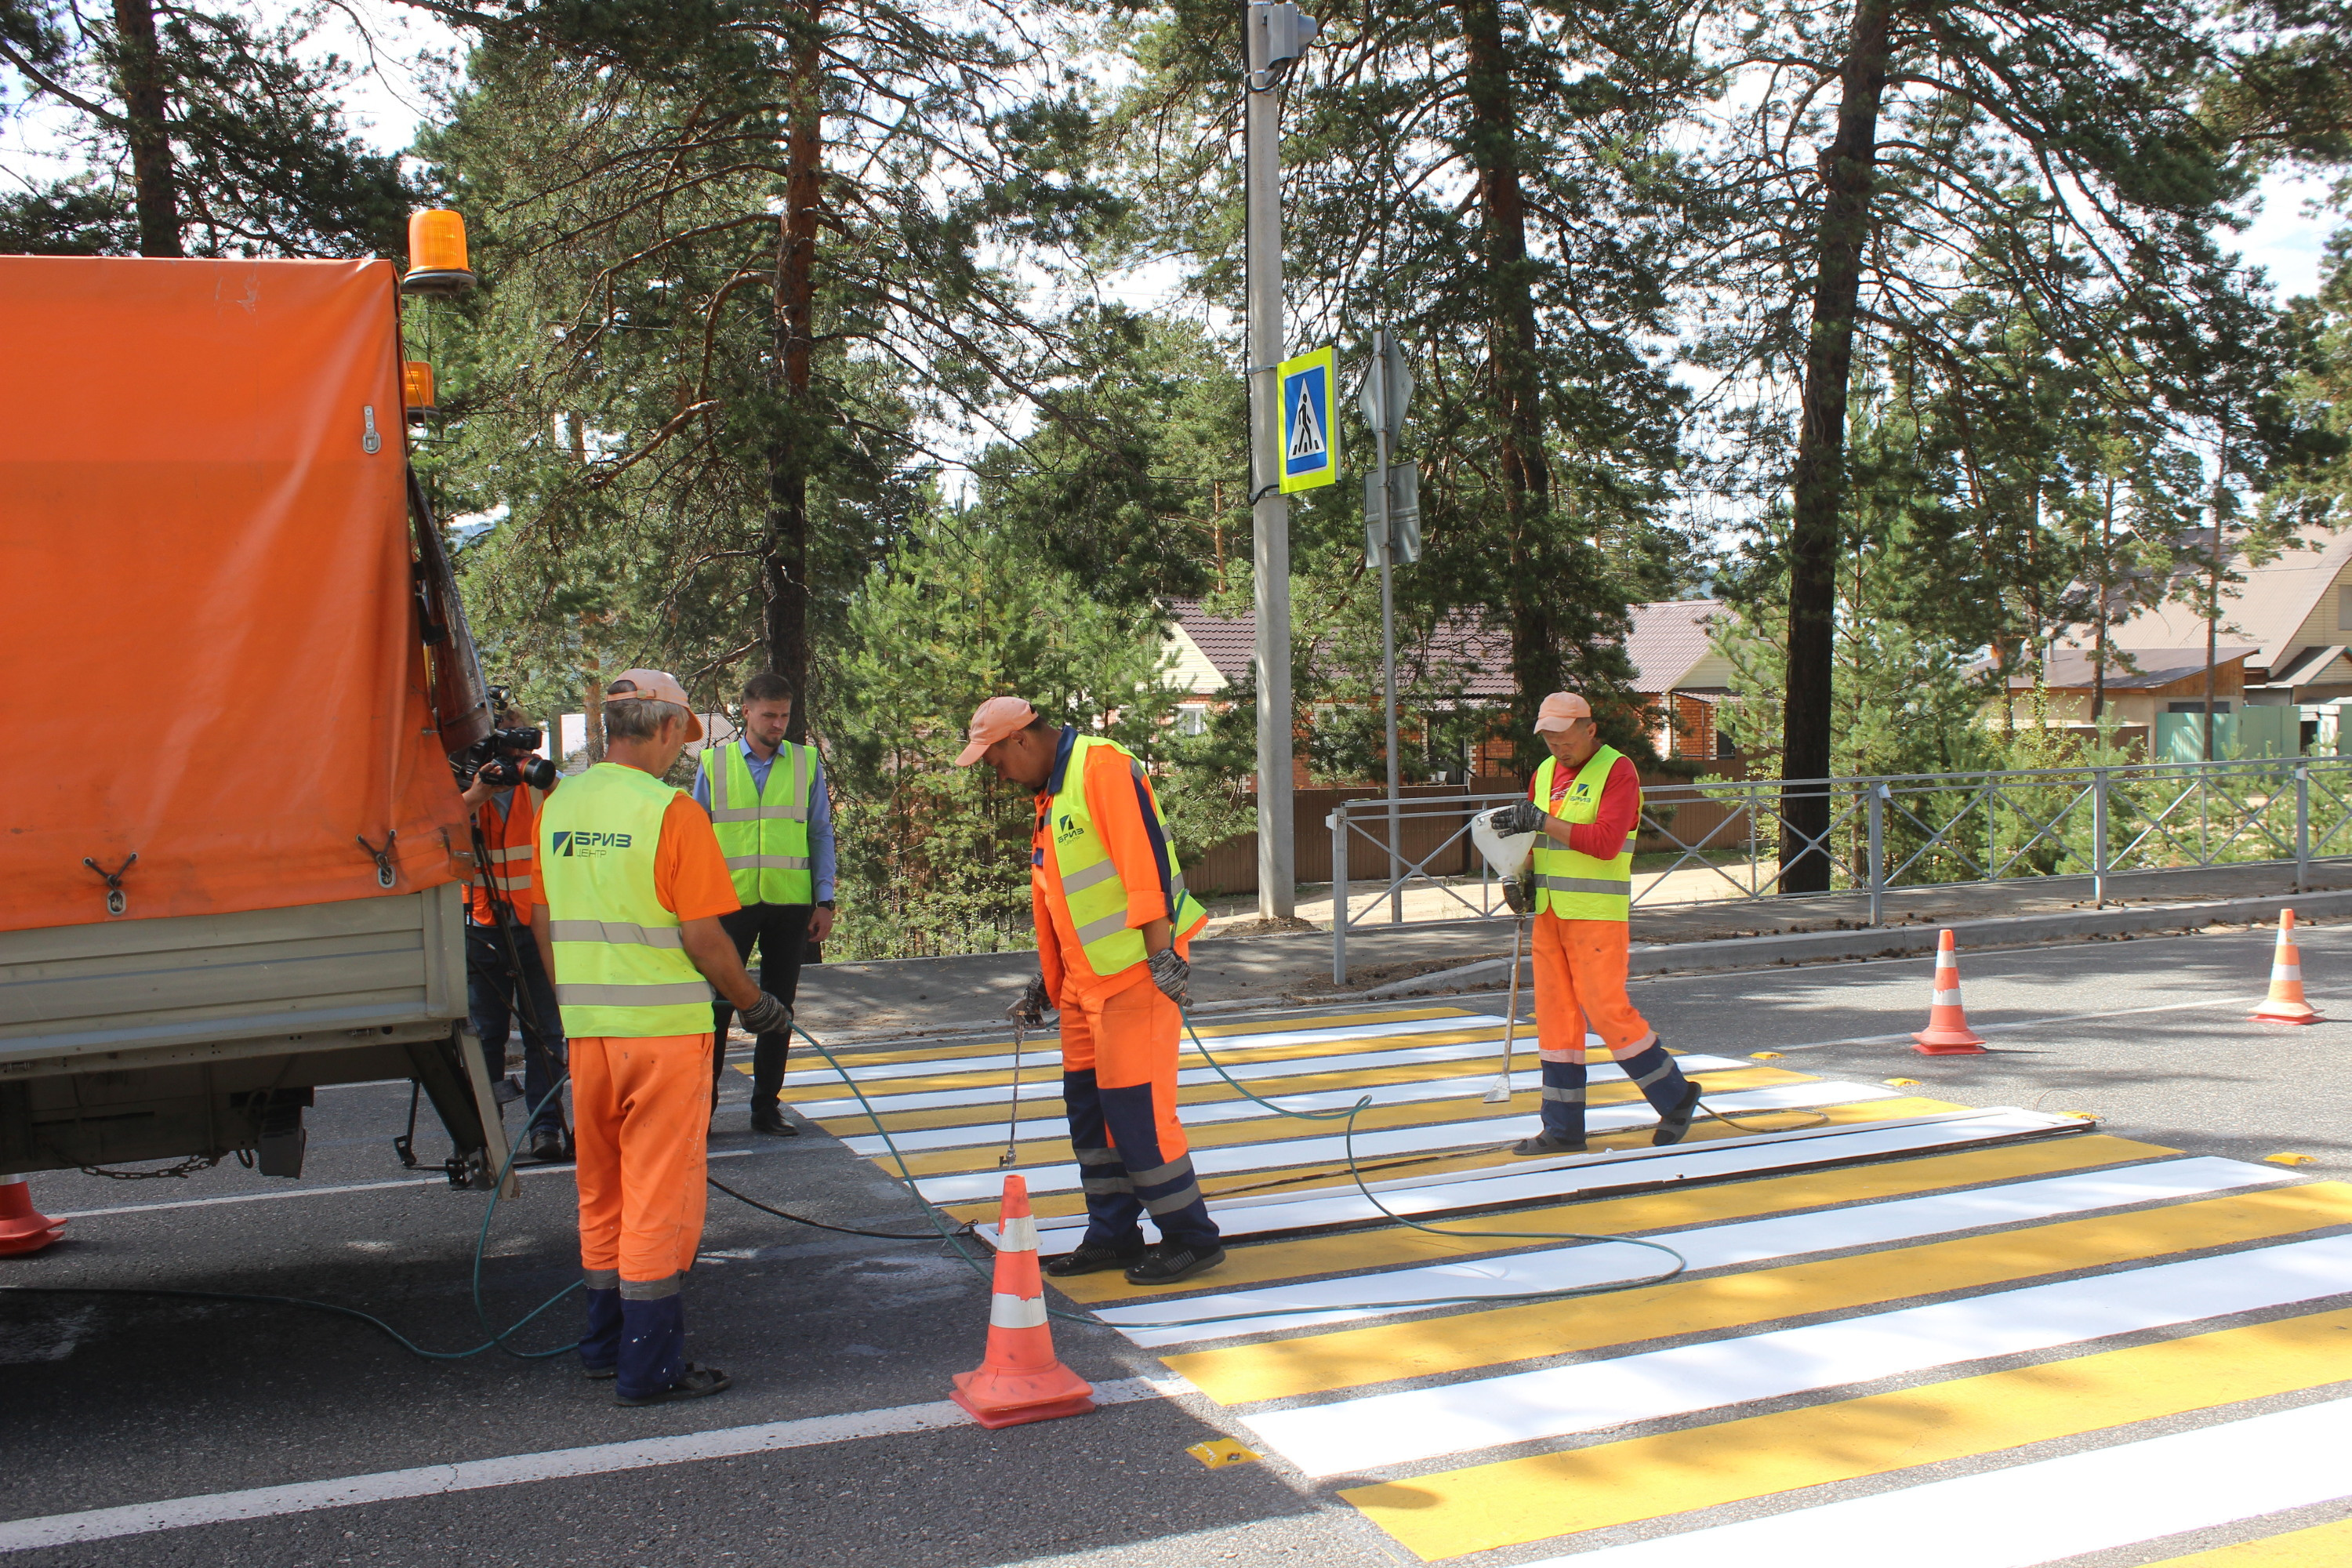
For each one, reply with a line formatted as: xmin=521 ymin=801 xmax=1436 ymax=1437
xmin=988 ymin=1294 xmax=1048 ymax=1330
xmin=997 ymin=1215 xmax=1038 ymax=1253
xmin=2273 ymin=964 xmax=2303 ymax=982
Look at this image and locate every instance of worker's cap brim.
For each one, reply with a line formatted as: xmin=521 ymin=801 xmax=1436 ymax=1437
xmin=605 ymin=669 xmax=705 ymax=741
xmin=956 ymin=696 xmax=1036 ymax=766
xmin=1534 ymin=691 xmax=1592 ymax=731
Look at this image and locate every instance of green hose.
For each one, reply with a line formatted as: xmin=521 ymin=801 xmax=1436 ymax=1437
xmin=789 ymin=1011 xmax=1691 ymax=1331
xmin=2 ymin=1077 xmax=582 ymax=1360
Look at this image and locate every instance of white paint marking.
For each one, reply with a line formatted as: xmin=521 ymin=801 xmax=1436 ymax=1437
xmin=1242 ymin=1232 xmax=2352 ymax=1475
xmin=787 ymin=1030 xmax=1533 ymax=1118
xmin=1096 ymin=1156 xmax=2292 ymax=1348
xmin=840 ymin=1054 xmax=1751 ymax=1156
xmin=1526 ymin=1393 xmax=2352 ymax=1568
xmin=1014 ymin=1111 xmax=2102 ymax=1250
xmin=778 ymin=1014 xmax=1508 ymax=1089
xmin=915 ymin=1081 xmax=1903 ymax=1203
xmin=0 ymin=1377 xmax=1187 ymax=1552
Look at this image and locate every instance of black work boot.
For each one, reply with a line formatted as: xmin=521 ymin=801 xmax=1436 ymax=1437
xmin=1044 ymin=1237 xmax=1147 ymax=1277
xmin=749 ymin=1105 xmax=800 ymax=1138
xmin=1511 ymin=1130 xmax=1587 ymax=1157
xmin=1124 ymin=1240 xmax=1226 ymax=1287
xmin=1652 ymin=1081 xmax=1704 ymax=1146
xmin=615 ymin=1364 xmax=731 ymax=1406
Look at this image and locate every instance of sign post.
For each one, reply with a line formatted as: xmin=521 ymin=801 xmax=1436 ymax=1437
xmin=1359 ymin=330 xmax=1414 ymax=921
xmin=1246 ymin=3 xmax=1318 ymax=920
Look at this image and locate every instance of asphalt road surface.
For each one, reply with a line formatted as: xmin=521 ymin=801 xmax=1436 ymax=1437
xmin=4 ymin=918 xmax=2350 ymax=1567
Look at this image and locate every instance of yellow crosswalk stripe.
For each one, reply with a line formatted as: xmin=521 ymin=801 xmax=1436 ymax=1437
xmin=1341 ymin=1305 xmax=2352 ymax=1561
xmin=798 ymin=1017 xmax=1509 ymax=1098
xmin=1048 ymin=1134 xmax=2170 ymax=1304
xmin=2144 ymin=1517 xmax=2352 ymax=1565
xmin=938 ymin=1096 xmax=1978 ymax=1221
xmin=779 ymin=1006 xmax=1476 ymax=1070
xmin=1167 ymin=1181 xmax=2352 ymax=1406
xmin=876 ymin=1067 xmax=1809 ymax=1178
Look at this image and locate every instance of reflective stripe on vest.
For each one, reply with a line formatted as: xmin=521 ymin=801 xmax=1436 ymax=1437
xmin=539 ymin=764 xmax=714 ymax=1036
xmin=1530 ymin=746 xmax=1636 ymax=922
xmin=700 ymin=742 xmax=815 ymax=906
xmin=1041 ymin=735 xmax=1208 ymax=981
xmin=472 ymin=787 xmax=546 ymax=906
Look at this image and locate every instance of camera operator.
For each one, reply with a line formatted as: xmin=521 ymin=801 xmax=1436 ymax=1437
xmin=459 ymin=701 xmax=570 ymax=1163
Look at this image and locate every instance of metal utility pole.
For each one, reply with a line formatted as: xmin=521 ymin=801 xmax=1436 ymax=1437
xmin=1369 ymin=332 xmax=1403 ymax=921
xmin=1246 ymin=2 xmax=1312 ymax=921
xmin=1359 ymin=331 xmax=1416 ymax=922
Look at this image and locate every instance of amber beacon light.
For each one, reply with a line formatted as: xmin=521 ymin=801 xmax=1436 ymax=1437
xmin=402 ymin=361 xmax=437 ymax=423
xmin=401 ymin=209 xmax=477 ymax=296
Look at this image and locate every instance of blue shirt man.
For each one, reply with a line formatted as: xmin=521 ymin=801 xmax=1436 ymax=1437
xmin=690 ymin=673 xmax=837 ymax=1135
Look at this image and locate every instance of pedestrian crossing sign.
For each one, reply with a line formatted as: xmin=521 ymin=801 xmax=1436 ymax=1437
xmin=1279 ymin=346 xmax=1338 ymax=493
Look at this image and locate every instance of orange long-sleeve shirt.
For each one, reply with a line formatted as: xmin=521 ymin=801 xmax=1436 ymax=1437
xmin=1032 ymin=730 xmax=1192 ymax=1005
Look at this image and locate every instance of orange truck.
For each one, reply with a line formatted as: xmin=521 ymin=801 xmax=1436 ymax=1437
xmin=0 ymin=256 xmax=520 ymax=1189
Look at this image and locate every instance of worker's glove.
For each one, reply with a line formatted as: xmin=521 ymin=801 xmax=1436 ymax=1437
xmin=1149 ymin=948 xmax=1191 ymax=1010
xmin=1502 ymin=878 xmax=1529 ymax=916
xmin=1006 ymin=974 xmax=1051 ymax=1029
xmin=738 ymin=992 xmax=792 ymax=1036
xmin=1493 ymin=800 xmax=1548 ymax=837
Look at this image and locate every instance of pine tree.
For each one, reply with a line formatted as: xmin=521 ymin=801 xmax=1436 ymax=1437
xmin=0 ymin=0 xmax=411 ymax=256
xmin=1699 ymin=0 xmax=2281 ymax=886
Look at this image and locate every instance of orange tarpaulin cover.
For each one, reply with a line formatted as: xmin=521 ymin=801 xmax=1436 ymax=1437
xmin=2 ymin=256 xmax=470 ymax=932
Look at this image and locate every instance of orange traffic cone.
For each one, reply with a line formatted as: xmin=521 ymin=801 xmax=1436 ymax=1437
xmin=0 ymin=1177 xmax=64 ymax=1257
xmin=949 ymin=1174 xmax=1095 ymax=1429
xmin=1911 ymin=929 xmax=1987 ymax=1055
xmin=2250 ymin=909 xmax=2324 ymax=1025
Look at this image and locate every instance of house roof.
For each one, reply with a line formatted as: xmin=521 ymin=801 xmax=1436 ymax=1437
xmin=2077 ymin=525 xmax=2352 ymax=674
xmin=2012 ymin=647 xmax=2257 ymax=691
xmin=1160 ymin=597 xmax=1728 ymax=699
xmin=1623 ymin=600 xmax=1726 ymax=693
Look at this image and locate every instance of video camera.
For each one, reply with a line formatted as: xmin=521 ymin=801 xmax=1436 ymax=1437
xmin=452 ymin=686 xmax=559 ymax=792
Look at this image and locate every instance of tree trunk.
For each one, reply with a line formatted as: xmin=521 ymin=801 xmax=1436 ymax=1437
xmin=110 ymin=0 xmax=181 ymax=256
xmin=2091 ymin=474 xmax=2112 ymax=724
xmin=1779 ymin=0 xmax=1893 ymax=892
xmin=1457 ymin=0 xmax=1558 ymax=771
xmin=2203 ymin=409 xmax=2230 ymax=762
xmin=761 ymin=8 xmax=822 ymax=746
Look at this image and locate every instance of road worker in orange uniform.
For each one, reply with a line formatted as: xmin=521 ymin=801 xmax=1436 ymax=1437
xmin=528 ymin=670 xmax=792 ymax=1406
xmin=958 ymin=696 xmax=1226 ymax=1287
xmin=1491 ymin=691 xmax=1702 ymax=1156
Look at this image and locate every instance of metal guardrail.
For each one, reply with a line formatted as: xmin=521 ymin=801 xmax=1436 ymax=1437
xmin=1328 ymin=755 xmax=2352 ymax=984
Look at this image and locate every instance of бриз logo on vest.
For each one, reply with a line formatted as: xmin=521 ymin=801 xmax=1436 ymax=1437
xmin=550 ymin=830 xmax=633 ymax=857
xmin=1056 ymin=812 xmax=1081 ymax=844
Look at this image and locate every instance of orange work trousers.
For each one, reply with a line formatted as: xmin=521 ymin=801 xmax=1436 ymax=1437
xmin=1531 ymin=915 xmax=1657 ymax=1065
xmin=572 ymin=1032 xmax=713 ymax=1292
xmin=1057 ymin=972 xmax=1218 ymax=1249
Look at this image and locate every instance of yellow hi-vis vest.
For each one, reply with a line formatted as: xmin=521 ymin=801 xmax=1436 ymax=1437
xmin=538 ymin=763 xmax=715 ymax=1037
xmin=1530 ymin=746 xmax=1638 ymax=921
xmin=1042 ymin=735 xmax=1208 ymax=981
xmin=699 ymin=739 xmax=815 ymax=906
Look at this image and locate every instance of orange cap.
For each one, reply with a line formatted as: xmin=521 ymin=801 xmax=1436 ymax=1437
xmin=956 ymin=696 xmax=1038 ymax=766
xmin=605 ymin=669 xmax=705 ymax=742
xmin=1533 ymin=691 xmax=1592 ymax=732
